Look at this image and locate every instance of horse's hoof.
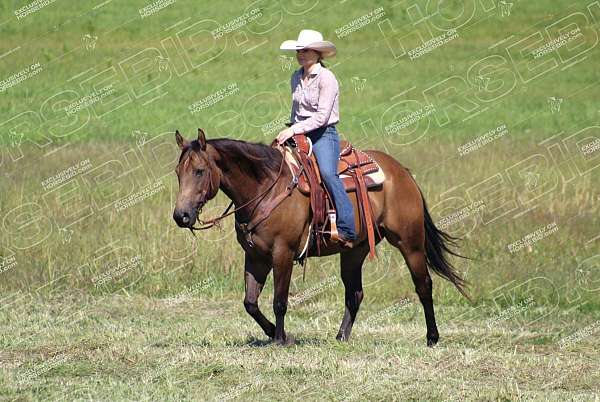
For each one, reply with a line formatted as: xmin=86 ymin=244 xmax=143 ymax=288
xmin=335 ymin=332 xmax=349 ymax=342
xmin=274 ymin=334 xmax=295 ymax=346
xmin=427 ymin=334 xmax=439 ymax=347
xmin=264 ymin=327 xmax=275 ymax=339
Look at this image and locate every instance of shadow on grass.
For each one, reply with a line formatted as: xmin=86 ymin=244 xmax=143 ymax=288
xmin=224 ymin=335 xmax=330 ymax=348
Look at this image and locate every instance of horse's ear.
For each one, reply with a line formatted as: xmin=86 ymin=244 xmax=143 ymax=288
xmin=175 ymin=130 xmax=187 ymax=149
xmin=197 ymin=128 xmax=207 ymax=150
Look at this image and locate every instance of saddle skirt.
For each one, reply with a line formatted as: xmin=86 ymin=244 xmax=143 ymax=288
xmin=282 ymin=139 xmax=385 ymax=194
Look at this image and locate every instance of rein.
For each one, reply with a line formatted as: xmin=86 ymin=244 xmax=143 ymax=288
xmin=192 ymin=146 xmax=294 ymax=232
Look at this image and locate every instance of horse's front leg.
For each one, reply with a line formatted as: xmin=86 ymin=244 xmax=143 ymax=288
xmin=244 ymin=253 xmax=275 ymax=338
xmin=272 ymin=247 xmax=295 ymax=345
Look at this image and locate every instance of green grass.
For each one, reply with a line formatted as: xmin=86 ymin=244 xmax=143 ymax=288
xmin=1 ymin=295 xmax=599 ymax=400
xmin=1 ymin=0 xmax=600 ymax=400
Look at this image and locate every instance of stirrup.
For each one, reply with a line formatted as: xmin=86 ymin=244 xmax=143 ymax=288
xmin=327 ymin=210 xmax=339 ymax=242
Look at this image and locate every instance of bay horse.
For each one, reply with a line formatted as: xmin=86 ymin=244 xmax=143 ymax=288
xmin=173 ymin=128 xmax=468 ymax=346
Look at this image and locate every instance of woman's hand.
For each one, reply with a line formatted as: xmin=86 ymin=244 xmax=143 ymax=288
xmin=276 ymin=127 xmax=295 ymax=145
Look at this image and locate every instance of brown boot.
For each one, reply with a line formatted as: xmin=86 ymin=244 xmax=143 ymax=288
xmin=337 ymin=234 xmax=355 ymax=249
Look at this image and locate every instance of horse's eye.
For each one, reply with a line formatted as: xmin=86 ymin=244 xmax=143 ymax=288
xmin=195 ymin=169 xmax=204 ymax=177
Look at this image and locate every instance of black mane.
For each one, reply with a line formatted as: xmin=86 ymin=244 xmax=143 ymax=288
xmin=205 ymin=138 xmax=283 ymax=183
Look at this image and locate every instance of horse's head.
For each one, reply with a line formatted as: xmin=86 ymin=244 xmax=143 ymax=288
xmin=173 ymin=128 xmax=221 ymax=230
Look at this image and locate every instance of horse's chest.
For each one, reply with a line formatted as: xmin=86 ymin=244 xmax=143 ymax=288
xmin=235 ymin=225 xmax=272 ymax=257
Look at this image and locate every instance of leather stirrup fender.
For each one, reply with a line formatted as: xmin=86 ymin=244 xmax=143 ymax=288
xmin=353 ymin=149 xmax=377 ymax=260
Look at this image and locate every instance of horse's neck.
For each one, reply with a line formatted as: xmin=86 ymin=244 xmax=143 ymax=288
xmin=207 ymin=142 xmax=275 ymax=219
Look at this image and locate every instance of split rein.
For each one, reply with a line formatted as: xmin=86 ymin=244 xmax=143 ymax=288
xmin=189 ymin=144 xmax=298 ymax=234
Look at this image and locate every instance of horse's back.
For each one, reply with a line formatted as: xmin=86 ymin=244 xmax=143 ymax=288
xmin=363 ymin=149 xmax=418 ymax=188
xmin=362 ymin=149 xmax=425 ymax=222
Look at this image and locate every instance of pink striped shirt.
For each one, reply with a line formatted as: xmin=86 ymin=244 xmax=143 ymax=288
xmin=289 ymin=63 xmax=340 ymax=134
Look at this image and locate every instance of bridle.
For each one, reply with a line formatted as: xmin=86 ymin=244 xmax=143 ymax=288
xmin=189 ymin=145 xmax=298 ymax=239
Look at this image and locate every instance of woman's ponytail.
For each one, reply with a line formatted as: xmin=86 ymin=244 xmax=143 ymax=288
xmin=318 ymin=51 xmax=326 ymax=67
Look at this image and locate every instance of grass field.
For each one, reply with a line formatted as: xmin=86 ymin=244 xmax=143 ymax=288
xmin=1 ymin=0 xmax=600 ymax=400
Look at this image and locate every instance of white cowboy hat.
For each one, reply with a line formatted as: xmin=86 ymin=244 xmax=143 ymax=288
xmin=280 ymin=29 xmax=336 ymax=58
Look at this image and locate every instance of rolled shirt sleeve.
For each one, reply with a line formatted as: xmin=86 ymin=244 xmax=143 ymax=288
xmin=289 ymin=73 xmax=295 ymax=126
xmin=291 ymin=70 xmax=339 ymax=135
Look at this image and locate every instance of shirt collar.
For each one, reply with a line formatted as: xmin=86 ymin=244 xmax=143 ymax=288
xmin=301 ymin=63 xmax=322 ymax=77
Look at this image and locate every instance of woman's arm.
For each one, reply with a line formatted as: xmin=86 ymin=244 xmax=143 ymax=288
xmin=276 ymin=72 xmax=297 ymax=143
xmin=289 ymin=72 xmax=295 ymax=126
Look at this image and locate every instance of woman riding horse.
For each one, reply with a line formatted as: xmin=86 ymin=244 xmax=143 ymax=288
xmin=276 ymin=29 xmax=357 ymax=248
xmin=172 ymin=30 xmax=468 ymax=347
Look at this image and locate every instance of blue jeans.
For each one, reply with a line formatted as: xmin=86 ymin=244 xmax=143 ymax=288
xmin=305 ymin=125 xmax=357 ymax=240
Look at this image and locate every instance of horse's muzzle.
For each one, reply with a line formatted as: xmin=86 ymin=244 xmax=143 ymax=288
xmin=173 ymin=208 xmax=198 ymax=228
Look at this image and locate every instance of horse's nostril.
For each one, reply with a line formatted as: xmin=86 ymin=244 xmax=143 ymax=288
xmin=173 ymin=210 xmax=192 ymax=227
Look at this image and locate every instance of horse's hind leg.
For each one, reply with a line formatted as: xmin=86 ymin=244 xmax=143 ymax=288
xmin=336 ymin=244 xmax=370 ymax=341
xmin=385 ymin=228 xmax=439 ymax=346
xmin=243 ymin=252 xmax=275 ymax=338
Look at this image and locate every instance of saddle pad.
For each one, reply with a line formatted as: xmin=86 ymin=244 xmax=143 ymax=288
xmin=340 ymin=169 xmax=385 ymax=185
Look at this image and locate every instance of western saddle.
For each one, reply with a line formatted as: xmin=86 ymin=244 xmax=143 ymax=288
xmin=281 ymin=133 xmax=384 ymax=261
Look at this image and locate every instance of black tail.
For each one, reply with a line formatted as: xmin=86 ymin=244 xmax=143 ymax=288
xmin=420 ymin=193 xmax=471 ymax=300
